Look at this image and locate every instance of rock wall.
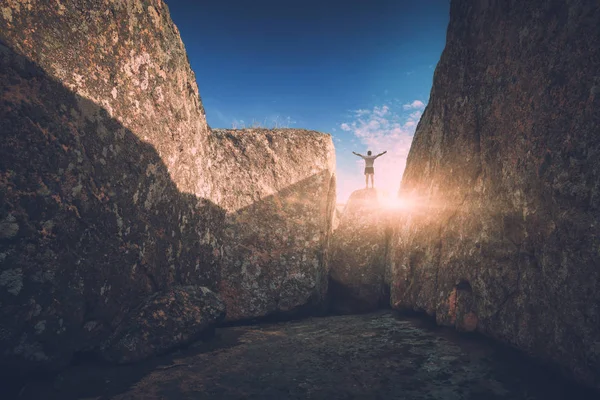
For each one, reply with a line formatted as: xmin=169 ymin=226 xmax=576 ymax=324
xmin=209 ymin=129 xmax=336 ymax=321
xmin=390 ymin=0 xmax=600 ymax=389
xmin=0 ymin=0 xmax=224 ymax=375
xmin=329 ymin=189 xmax=390 ymax=314
xmin=0 ymin=0 xmax=337 ymax=374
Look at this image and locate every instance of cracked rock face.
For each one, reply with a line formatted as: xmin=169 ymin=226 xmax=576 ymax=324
xmin=328 ymin=189 xmax=390 ymax=313
xmin=100 ymin=285 xmax=225 ymax=364
xmin=210 ymin=129 xmax=336 ymax=322
xmin=0 ymin=0 xmax=337 ymax=374
xmin=0 ymin=0 xmax=221 ymax=375
xmin=390 ymin=0 xmax=600 ymax=389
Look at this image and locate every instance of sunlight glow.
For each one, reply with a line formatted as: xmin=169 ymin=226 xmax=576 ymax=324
xmin=335 ymin=101 xmax=425 ymax=204
xmin=376 ymin=190 xmax=448 ymax=213
xmin=375 ymin=190 xmax=415 ymax=210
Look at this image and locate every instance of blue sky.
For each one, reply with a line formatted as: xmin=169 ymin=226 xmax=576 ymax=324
xmin=166 ymin=0 xmax=450 ymax=202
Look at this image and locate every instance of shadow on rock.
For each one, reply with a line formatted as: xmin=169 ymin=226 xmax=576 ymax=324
xmin=0 ymin=40 xmax=226 ymax=385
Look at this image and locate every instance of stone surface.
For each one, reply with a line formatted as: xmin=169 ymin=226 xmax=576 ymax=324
xmin=328 ymin=189 xmax=390 ymax=313
xmin=11 ymin=312 xmax=599 ymax=400
xmin=0 ymin=0 xmax=337 ymax=374
xmin=210 ymin=129 xmax=336 ymax=322
xmin=100 ymin=285 xmax=225 ymax=364
xmin=390 ymin=0 xmax=600 ymax=390
xmin=0 ymin=0 xmax=224 ymax=376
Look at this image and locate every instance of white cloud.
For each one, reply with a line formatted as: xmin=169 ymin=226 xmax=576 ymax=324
xmin=336 ymin=102 xmax=426 ymax=202
xmin=372 ymin=105 xmax=389 ymax=117
xmin=402 ymin=100 xmax=425 ymax=110
xmin=409 ymin=110 xmax=422 ymax=120
xmin=231 ymin=119 xmax=245 ymax=128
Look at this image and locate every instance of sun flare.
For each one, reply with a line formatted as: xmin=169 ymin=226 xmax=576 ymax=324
xmin=375 ymin=190 xmax=413 ymax=210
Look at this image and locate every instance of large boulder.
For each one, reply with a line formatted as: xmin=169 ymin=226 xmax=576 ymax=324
xmin=390 ymin=0 xmax=600 ymax=389
xmin=100 ymin=285 xmax=225 ymax=364
xmin=0 ymin=0 xmax=338 ymax=376
xmin=328 ymin=189 xmax=390 ymax=313
xmin=209 ymin=129 xmax=337 ymax=321
xmin=0 ymin=0 xmax=222 ymax=375
xmin=0 ymin=0 xmax=338 ymax=375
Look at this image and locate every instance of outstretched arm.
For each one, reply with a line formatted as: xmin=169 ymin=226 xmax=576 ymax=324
xmin=352 ymin=151 xmax=364 ymax=157
xmin=376 ymin=151 xmax=387 ymax=158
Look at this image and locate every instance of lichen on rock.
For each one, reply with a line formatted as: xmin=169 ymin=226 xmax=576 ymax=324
xmin=100 ymin=285 xmax=225 ymax=364
xmin=0 ymin=0 xmax=337 ymax=376
xmin=210 ymin=128 xmax=337 ymax=322
xmin=0 ymin=0 xmax=221 ymax=375
xmin=390 ymin=0 xmax=600 ymax=390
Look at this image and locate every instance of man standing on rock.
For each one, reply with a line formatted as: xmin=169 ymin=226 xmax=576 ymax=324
xmin=352 ymin=150 xmax=387 ymax=189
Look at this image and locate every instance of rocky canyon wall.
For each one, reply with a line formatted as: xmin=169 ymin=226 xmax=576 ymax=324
xmin=0 ymin=0 xmax=335 ymax=376
xmin=0 ymin=0 xmax=223 ymax=375
xmin=328 ymin=189 xmax=390 ymax=314
xmin=209 ymin=129 xmax=336 ymax=321
xmin=391 ymin=0 xmax=600 ymax=389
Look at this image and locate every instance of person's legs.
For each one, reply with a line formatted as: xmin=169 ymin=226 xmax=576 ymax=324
xmin=371 ymin=173 xmax=375 ymax=188
xmin=365 ymin=173 xmax=369 ymax=189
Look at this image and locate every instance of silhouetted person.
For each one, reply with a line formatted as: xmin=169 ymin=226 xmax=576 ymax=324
xmin=352 ymin=150 xmax=387 ymax=189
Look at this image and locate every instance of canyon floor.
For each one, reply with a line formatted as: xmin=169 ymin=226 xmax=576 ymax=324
xmin=11 ymin=311 xmax=597 ymax=400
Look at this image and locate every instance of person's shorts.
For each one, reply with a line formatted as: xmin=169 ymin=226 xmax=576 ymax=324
xmin=364 ymin=167 xmax=374 ymax=175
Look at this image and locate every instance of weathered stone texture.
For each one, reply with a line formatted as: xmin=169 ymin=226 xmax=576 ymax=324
xmin=14 ymin=312 xmax=600 ymax=400
xmin=100 ymin=285 xmax=225 ymax=364
xmin=0 ymin=0 xmax=338 ymax=374
xmin=0 ymin=0 xmax=223 ymax=375
xmin=329 ymin=189 xmax=389 ymax=313
xmin=391 ymin=0 xmax=600 ymax=389
xmin=210 ymin=129 xmax=336 ymax=321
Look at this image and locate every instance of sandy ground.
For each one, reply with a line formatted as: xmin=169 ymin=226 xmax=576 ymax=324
xmin=9 ymin=311 xmax=598 ymax=399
